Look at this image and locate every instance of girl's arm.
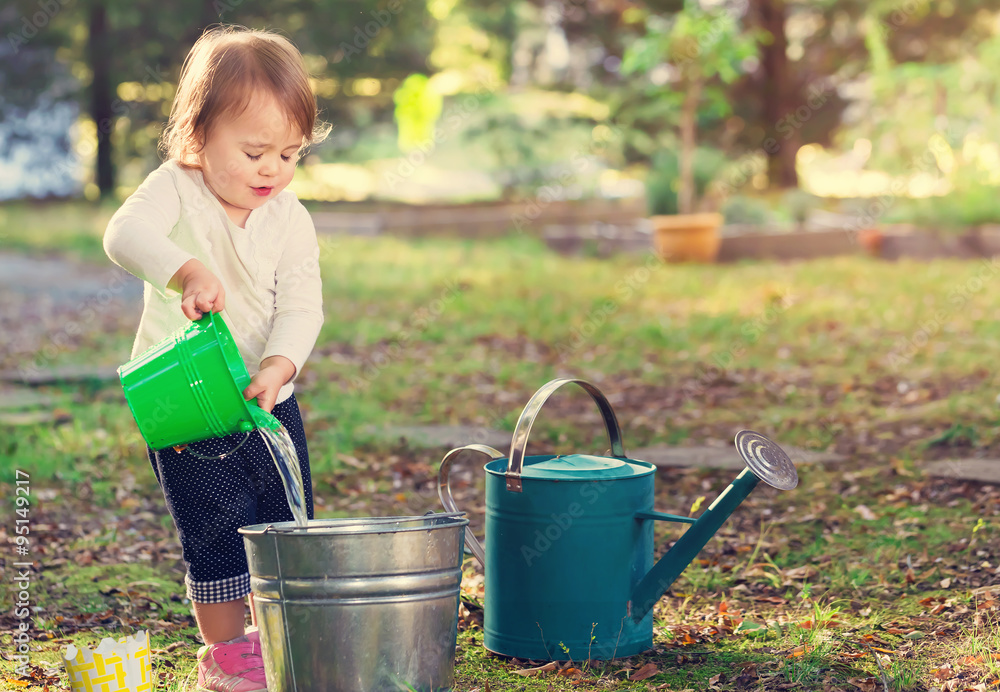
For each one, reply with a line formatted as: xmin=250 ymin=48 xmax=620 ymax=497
xmin=103 ymin=164 xmax=195 ymax=296
xmin=259 ymin=200 xmax=325 ymax=384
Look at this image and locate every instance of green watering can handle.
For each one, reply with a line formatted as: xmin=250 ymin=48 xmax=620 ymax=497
xmin=505 ymin=378 xmax=626 ymax=493
xmin=438 ymin=444 xmax=506 ymax=568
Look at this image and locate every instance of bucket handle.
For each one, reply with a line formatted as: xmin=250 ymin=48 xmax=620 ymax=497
xmin=181 ymin=430 xmax=253 ymax=460
xmin=505 ymin=378 xmax=626 ymax=493
xmin=438 ymin=444 xmax=505 ymax=568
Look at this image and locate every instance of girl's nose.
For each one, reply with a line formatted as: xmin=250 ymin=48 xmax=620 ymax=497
xmin=259 ymin=157 xmax=277 ymax=176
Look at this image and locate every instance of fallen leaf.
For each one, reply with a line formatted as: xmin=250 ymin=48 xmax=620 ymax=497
xmin=152 ymin=641 xmax=187 ymax=655
xmin=783 ymin=565 xmax=819 ymax=579
xmin=854 ymin=504 xmax=877 ymax=521
xmin=847 ymin=676 xmax=878 ymax=692
xmin=630 ymin=663 xmax=659 ymax=681
xmin=930 ymin=665 xmax=954 ymax=681
xmin=512 ymin=661 xmax=557 ymax=677
xmin=755 ymin=596 xmax=786 ymax=604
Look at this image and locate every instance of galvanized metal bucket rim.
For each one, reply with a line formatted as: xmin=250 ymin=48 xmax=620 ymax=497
xmin=239 ymin=512 xmax=469 ymax=536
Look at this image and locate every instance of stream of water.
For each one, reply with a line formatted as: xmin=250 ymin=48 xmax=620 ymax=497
xmin=258 ymin=425 xmax=309 ymax=527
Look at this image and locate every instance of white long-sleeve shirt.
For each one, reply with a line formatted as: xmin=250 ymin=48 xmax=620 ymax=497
xmin=104 ymin=160 xmax=324 ymax=405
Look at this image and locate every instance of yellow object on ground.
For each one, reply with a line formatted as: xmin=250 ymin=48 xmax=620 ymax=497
xmin=63 ymin=631 xmax=152 ymax=692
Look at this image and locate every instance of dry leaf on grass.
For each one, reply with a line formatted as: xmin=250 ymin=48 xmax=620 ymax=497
xmin=854 ymin=504 xmax=877 ymax=520
xmin=512 ymin=661 xmax=557 ymax=677
xmin=630 ymin=663 xmax=659 ymax=681
xmin=846 ymin=676 xmax=878 ymax=692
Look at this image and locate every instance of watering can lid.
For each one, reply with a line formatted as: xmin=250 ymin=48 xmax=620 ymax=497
xmin=511 ymin=453 xmax=654 ymax=481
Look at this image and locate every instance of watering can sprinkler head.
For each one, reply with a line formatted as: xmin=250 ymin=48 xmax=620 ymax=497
xmin=734 ymin=430 xmax=798 ymax=491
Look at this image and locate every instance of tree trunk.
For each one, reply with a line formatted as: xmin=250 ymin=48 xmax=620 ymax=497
xmin=755 ymin=0 xmax=799 ymax=189
xmin=88 ymin=0 xmax=114 ymax=197
xmin=678 ymin=77 xmax=702 ymax=215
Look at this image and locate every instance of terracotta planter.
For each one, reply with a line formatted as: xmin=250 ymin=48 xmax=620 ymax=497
xmin=651 ymin=212 xmax=723 ymax=262
xmin=856 ymin=227 xmax=882 ymax=257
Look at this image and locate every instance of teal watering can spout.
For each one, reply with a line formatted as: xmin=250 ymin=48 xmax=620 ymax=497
xmin=629 ymin=431 xmax=798 ymax=623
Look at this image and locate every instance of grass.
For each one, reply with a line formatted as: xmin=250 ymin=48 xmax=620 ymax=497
xmin=1 ymin=201 xmax=1000 ymax=690
xmin=0 ymin=200 xmax=117 ymax=262
xmin=7 ymin=210 xmax=1000 ymax=474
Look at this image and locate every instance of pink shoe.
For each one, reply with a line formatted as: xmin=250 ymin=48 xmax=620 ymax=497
xmin=196 ymin=635 xmax=268 ymax=692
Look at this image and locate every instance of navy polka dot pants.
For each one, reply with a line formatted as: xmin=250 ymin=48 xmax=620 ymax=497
xmin=147 ymin=395 xmax=314 ymax=604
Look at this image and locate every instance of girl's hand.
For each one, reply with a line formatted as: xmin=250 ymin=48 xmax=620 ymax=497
xmin=170 ymin=259 xmax=226 ymax=320
xmin=244 ymin=356 xmax=296 ymax=413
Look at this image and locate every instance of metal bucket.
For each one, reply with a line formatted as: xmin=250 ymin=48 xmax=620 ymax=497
xmin=239 ymin=513 xmax=468 ymax=692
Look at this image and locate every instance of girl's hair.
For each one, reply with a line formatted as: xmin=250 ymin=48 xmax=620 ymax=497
xmin=160 ymin=25 xmax=329 ymax=166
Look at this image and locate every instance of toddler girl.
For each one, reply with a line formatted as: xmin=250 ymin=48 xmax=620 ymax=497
xmin=104 ymin=25 xmax=328 ymax=692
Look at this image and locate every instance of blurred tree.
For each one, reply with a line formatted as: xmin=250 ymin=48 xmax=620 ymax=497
xmin=622 ymin=1 xmax=759 ymax=213
xmin=734 ymin=0 xmax=1000 ymax=189
xmin=1 ymin=0 xmax=435 ymax=198
xmin=463 ymin=0 xmax=1000 ymax=194
xmin=749 ymin=0 xmax=797 ymax=187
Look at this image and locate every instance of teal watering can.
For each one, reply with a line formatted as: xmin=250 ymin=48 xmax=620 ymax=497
xmin=438 ymin=378 xmax=798 ymax=661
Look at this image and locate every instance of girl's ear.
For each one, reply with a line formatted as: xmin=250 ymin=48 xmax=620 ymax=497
xmin=191 ymin=127 xmax=207 ymax=154
xmin=177 ymin=129 xmax=206 ymax=168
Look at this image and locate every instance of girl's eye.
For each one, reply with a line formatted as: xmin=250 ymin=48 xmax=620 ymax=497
xmin=246 ymin=153 xmax=262 ymax=161
xmin=281 ymin=155 xmax=291 ymax=162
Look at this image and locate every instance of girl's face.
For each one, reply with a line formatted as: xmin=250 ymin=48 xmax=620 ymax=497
xmin=197 ymin=95 xmax=304 ymax=227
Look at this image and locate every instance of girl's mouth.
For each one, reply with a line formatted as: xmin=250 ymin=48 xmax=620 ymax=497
xmin=251 ymin=186 xmax=273 ymax=197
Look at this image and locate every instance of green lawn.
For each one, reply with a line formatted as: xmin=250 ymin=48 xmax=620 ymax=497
xmin=1 ymin=203 xmax=999 ymax=690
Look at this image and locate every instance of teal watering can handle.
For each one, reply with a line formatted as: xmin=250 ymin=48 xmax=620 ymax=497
xmin=506 ymin=378 xmax=626 ymax=493
xmin=437 ymin=444 xmax=505 ymax=568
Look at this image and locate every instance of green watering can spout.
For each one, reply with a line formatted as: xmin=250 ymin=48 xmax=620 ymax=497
xmin=248 ymin=405 xmax=282 ymax=432
xmin=629 ymin=431 xmax=799 ymax=623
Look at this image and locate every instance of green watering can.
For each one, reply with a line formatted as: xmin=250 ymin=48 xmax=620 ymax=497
xmin=118 ymin=311 xmax=280 ymax=451
xmin=438 ymin=378 xmax=798 ymax=661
